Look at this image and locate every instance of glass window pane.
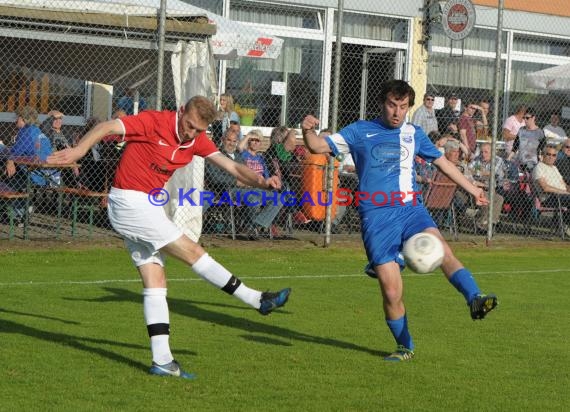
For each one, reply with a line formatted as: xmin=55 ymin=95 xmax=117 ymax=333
xmin=334 ymin=12 xmax=408 ymax=42
xmin=231 ymin=1 xmax=320 ymax=30
xmin=224 ymin=38 xmax=322 ymax=128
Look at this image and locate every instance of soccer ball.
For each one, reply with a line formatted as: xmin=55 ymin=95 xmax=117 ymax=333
xmin=402 ymin=232 xmax=444 ymax=274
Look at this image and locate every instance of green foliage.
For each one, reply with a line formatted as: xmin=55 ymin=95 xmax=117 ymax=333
xmin=1 ymin=244 xmax=569 ymax=411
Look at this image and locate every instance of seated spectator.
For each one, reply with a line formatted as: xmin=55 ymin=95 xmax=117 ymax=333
xmin=40 ymin=109 xmax=79 ymax=186
xmin=40 ymin=109 xmax=70 ymax=151
xmin=467 ymin=143 xmax=504 ymax=230
xmin=237 ymin=129 xmax=283 ymax=238
xmin=555 ymin=138 xmax=570 ymax=185
xmin=4 ymin=107 xmax=58 ymax=224
xmin=543 ymin=113 xmax=567 ymax=144
xmin=533 ymin=146 xmax=570 ymax=232
xmin=443 ymin=139 xmax=470 ymax=215
xmin=264 ymin=128 xmax=310 ymax=229
xmin=508 ymin=107 xmax=546 ymax=172
xmin=205 ymin=129 xmax=242 ymax=194
xmin=332 ymin=152 xmax=357 ymax=231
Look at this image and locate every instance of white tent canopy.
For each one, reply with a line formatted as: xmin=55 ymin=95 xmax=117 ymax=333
xmin=526 ymin=62 xmax=570 ymax=91
xmin=0 ymin=0 xmax=283 ymax=60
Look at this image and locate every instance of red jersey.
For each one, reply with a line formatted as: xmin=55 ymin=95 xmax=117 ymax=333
xmin=113 ymin=110 xmax=219 ymax=193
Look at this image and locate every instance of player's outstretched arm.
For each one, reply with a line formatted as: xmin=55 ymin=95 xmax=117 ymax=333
xmin=301 ymin=115 xmax=330 ymax=154
xmin=207 ymin=153 xmax=282 ymax=190
xmin=433 ymin=155 xmax=489 ymax=206
xmin=47 ymin=119 xmax=123 ymax=164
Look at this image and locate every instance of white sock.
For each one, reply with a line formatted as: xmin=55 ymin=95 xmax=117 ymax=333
xmin=192 ymin=253 xmax=262 ymax=308
xmin=143 ymin=288 xmax=174 ymax=365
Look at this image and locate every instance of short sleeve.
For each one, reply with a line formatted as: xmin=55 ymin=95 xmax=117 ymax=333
xmin=119 ymin=112 xmax=155 ymax=142
xmin=415 ymin=126 xmax=442 ymax=163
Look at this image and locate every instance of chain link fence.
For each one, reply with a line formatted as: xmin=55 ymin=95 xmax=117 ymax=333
xmin=0 ymin=0 xmax=569 ymax=242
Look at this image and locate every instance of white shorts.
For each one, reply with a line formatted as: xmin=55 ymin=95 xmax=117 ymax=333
xmin=108 ymin=187 xmax=183 ymax=267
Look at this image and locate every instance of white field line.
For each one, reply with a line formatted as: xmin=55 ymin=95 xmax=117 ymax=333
xmin=0 ymin=268 xmax=567 ymax=287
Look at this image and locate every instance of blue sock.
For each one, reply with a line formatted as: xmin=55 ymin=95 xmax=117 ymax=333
xmin=386 ymin=314 xmax=414 ymax=350
xmin=449 ymin=268 xmax=480 ymax=304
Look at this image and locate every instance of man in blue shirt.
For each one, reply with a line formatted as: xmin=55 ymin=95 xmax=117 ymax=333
xmin=301 ymin=80 xmax=498 ymax=362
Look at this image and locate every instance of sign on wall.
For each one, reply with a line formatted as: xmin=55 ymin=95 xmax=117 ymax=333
xmin=441 ymin=0 xmax=476 ymax=41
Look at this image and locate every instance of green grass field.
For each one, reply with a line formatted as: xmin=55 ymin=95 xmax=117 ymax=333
xmin=1 ymin=241 xmax=569 ymax=411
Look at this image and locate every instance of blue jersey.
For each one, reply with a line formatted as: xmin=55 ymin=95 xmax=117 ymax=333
xmin=327 ymin=119 xmax=442 ymax=215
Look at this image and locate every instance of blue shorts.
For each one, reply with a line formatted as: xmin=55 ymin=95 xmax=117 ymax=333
xmin=361 ymin=205 xmax=437 ymax=268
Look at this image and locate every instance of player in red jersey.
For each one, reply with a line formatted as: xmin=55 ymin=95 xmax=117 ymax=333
xmin=48 ymin=96 xmax=291 ymax=379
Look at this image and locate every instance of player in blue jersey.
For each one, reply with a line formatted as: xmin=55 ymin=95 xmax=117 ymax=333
xmin=301 ymin=80 xmax=498 ymax=362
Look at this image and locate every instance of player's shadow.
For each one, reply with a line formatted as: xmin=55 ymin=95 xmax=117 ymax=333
xmin=0 ymin=308 xmax=81 ymax=325
xmin=69 ymin=287 xmax=388 ymax=357
xmin=0 ymin=317 xmax=149 ymax=373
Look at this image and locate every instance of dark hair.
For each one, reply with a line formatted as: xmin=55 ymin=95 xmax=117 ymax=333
xmin=525 ymin=107 xmax=536 ymax=117
xmin=184 ymin=96 xmax=217 ymax=124
xmin=379 ymin=80 xmax=415 ymax=107
xmin=427 ymin=130 xmax=441 ymax=144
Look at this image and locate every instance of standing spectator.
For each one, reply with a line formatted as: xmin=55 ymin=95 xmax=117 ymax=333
xmin=543 ymin=113 xmax=567 ymax=144
xmin=218 ymin=94 xmax=240 ymax=134
xmin=302 ymin=80 xmax=497 ymax=362
xmin=458 ymin=101 xmax=479 ymax=157
xmin=555 ymin=138 xmax=570 ymax=185
xmin=211 ymin=94 xmax=240 ymax=147
xmin=47 ymin=96 xmax=290 ymax=379
xmin=436 ymin=93 xmax=459 ymax=136
xmin=411 ymin=92 xmax=438 ymax=134
xmin=474 ymin=99 xmax=491 ymax=141
xmin=508 ymin=107 xmax=546 ymax=172
xmin=502 ymin=104 xmax=527 ymax=155
xmin=117 ymin=88 xmax=147 ymax=115
xmin=468 ymin=143 xmax=505 ymax=230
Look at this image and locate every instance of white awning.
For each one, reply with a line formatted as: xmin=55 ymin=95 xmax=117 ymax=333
xmin=0 ymin=0 xmax=283 ymax=59
xmin=526 ymin=63 xmax=570 ymax=91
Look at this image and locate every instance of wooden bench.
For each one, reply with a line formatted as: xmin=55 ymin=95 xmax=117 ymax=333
xmin=0 ymin=191 xmax=29 ymax=240
xmin=55 ymin=187 xmax=108 ymax=237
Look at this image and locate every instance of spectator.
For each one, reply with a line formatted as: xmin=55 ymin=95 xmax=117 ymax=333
xmin=436 ymin=93 xmax=459 ymax=136
xmin=502 ymin=104 xmax=527 ymax=155
xmin=269 ymin=125 xmax=289 ymax=145
xmin=508 ymin=107 xmax=546 ymax=172
xmin=265 ymin=128 xmax=310 ymax=231
xmin=205 ymin=129 xmax=242 ymax=190
xmin=533 ymin=146 xmax=570 ymax=233
xmin=117 ymin=88 xmax=147 ymax=115
xmin=203 ymin=128 xmax=242 ymax=215
xmin=443 ymin=139 xmax=470 ymax=215
xmin=555 ymin=138 xmax=570 ymax=185
xmin=458 ymin=101 xmax=479 ymax=158
xmin=474 ymin=99 xmax=491 ymax=141
xmin=543 ymin=113 xmax=567 ymax=144
xmin=211 ymin=94 xmax=240 ymax=147
xmin=411 ymin=92 xmax=438 ymax=134
xmin=5 ymin=107 xmax=57 ymax=224
xmin=218 ymin=94 xmax=240 ymax=134
xmin=40 ymin=110 xmax=70 ymax=151
xmin=468 ymin=143 xmax=505 ymax=230
xmin=77 ymin=117 xmax=107 ymax=192
xmin=238 ymin=129 xmax=283 ymax=238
